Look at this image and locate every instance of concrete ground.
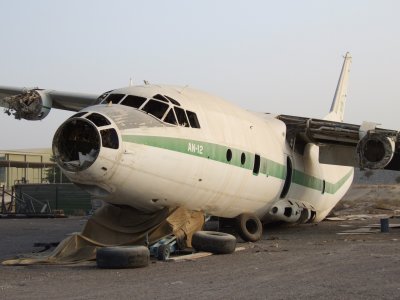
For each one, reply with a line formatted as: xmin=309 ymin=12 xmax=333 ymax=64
xmin=0 ymin=216 xmax=399 ymax=299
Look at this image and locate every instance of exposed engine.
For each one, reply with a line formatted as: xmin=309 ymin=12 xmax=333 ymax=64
xmin=2 ymin=89 xmax=51 ymax=120
xmin=356 ymin=132 xmax=395 ymax=169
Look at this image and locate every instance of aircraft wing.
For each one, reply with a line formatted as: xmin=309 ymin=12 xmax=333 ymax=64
xmin=0 ymin=86 xmax=100 ymax=120
xmin=277 ymin=114 xmax=400 ymax=171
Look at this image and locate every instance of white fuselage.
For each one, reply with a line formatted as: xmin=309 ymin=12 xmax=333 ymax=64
xmin=58 ymin=85 xmax=353 ymax=223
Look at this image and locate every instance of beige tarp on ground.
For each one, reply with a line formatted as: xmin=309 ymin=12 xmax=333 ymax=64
xmin=2 ymin=204 xmax=204 ymax=265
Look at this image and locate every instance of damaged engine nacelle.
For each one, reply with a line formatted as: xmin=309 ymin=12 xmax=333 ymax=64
xmin=356 ymin=132 xmax=395 ymax=169
xmin=2 ymin=89 xmax=51 ymax=120
xmin=268 ymin=200 xmax=316 ymax=224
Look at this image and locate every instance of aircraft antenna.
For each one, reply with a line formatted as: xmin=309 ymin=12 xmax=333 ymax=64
xmin=178 ymin=85 xmax=189 ymax=94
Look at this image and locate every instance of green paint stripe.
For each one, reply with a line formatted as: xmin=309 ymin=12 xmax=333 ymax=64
xmin=266 ymin=159 xmax=287 ymax=180
xmin=122 ymin=135 xmax=352 ymax=194
xmin=325 ymin=170 xmax=353 ymax=194
xmin=292 ymin=169 xmax=323 ymax=191
xmin=123 ymin=135 xmax=254 ymax=169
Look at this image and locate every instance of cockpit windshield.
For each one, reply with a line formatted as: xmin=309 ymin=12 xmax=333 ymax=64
xmin=141 ymin=100 xmax=169 ymax=119
xmin=100 ymin=92 xmax=200 ymax=128
xmin=121 ymin=95 xmax=147 ymax=108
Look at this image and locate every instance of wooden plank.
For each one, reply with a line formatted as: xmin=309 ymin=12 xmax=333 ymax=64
xmin=169 ymin=246 xmax=246 ymax=261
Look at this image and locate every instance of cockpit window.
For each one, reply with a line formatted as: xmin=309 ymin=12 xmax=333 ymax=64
xmin=174 ymin=107 xmax=189 ymax=127
xmin=102 ymin=93 xmax=125 ymax=104
xmin=97 ymin=90 xmax=113 ymax=102
xmin=101 ymin=128 xmax=119 ymax=149
xmin=142 ymin=100 xmax=169 ymax=119
xmin=186 ymin=110 xmax=201 ymax=128
xmin=86 ymin=113 xmax=111 ymax=127
xmin=99 ymin=92 xmax=200 ymax=129
xmin=152 ymin=94 xmax=181 ymax=106
xmin=165 ymin=95 xmax=180 ymax=106
xmin=163 ymin=108 xmax=178 ymax=125
xmin=122 ymin=95 xmax=147 ymax=108
xmin=153 ymin=94 xmax=169 ymax=103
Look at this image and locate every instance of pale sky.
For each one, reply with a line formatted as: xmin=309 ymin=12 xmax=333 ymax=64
xmin=1 ymin=0 xmax=399 ymax=150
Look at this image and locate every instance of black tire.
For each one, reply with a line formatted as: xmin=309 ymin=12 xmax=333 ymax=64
xmin=96 ymin=246 xmax=150 ymax=269
xmin=235 ymin=213 xmax=263 ymax=242
xmin=156 ymin=244 xmax=170 ymax=261
xmin=192 ymin=231 xmax=236 ymax=254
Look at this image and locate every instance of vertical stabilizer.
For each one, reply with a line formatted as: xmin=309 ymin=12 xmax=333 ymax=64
xmin=325 ymin=52 xmax=352 ymax=122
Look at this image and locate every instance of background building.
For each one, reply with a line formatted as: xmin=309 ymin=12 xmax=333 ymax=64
xmin=0 ymin=149 xmax=94 ymax=215
xmin=0 ymin=149 xmax=55 ymax=189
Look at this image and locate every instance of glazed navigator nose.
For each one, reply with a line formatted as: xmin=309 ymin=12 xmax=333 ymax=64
xmin=52 ymin=112 xmax=119 ymax=172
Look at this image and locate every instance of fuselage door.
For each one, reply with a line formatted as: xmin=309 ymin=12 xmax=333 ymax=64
xmin=280 ymin=156 xmax=293 ymax=198
xmin=253 ymin=154 xmax=261 ymax=175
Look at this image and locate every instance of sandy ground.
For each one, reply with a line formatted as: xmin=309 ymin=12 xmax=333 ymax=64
xmin=334 ymin=184 xmax=400 ymax=215
xmin=1 ymin=185 xmax=400 ymax=299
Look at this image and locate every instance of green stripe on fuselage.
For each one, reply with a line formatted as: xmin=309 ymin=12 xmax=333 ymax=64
xmin=325 ymin=170 xmax=353 ymax=194
xmin=122 ymin=135 xmax=254 ymax=169
xmin=122 ymin=135 xmax=352 ymax=194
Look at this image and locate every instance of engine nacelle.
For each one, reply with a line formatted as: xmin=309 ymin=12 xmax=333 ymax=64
xmin=3 ymin=89 xmax=51 ymax=120
xmin=356 ymin=132 xmax=395 ymax=169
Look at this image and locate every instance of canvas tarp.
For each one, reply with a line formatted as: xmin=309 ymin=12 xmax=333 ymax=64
xmin=2 ymin=204 xmax=204 ymax=265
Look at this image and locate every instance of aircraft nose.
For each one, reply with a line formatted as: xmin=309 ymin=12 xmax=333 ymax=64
xmin=52 ymin=112 xmax=119 ymax=172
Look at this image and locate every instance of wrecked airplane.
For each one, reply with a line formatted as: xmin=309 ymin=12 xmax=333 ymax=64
xmin=1 ymin=53 xmax=400 ymax=264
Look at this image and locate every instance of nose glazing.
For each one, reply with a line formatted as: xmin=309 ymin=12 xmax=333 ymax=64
xmin=52 ymin=112 xmax=119 ymax=172
xmin=53 ymin=117 xmax=101 ymax=172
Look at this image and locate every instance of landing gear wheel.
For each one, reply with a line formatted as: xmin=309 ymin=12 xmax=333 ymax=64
xmin=96 ymin=246 xmax=150 ymax=269
xmin=192 ymin=231 xmax=237 ymax=254
xmin=235 ymin=213 xmax=263 ymax=242
xmin=157 ymin=244 xmax=171 ymax=261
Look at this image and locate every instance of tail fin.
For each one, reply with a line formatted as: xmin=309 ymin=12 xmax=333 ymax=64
xmin=324 ymin=52 xmax=352 ymax=122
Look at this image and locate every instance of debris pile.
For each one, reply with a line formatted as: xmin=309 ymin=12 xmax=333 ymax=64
xmin=2 ymin=89 xmax=42 ymax=120
xmin=2 ymin=205 xmax=204 ymax=265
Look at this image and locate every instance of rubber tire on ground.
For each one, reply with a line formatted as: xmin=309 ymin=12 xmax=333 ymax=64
xmin=235 ymin=213 xmax=263 ymax=242
xmin=192 ymin=231 xmax=236 ymax=254
xmin=96 ymin=246 xmax=150 ymax=269
xmin=156 ymin=244 xmax=171 ymax=261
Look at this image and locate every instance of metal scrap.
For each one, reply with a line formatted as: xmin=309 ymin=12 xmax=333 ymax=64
xmin=336 ymin=228 xmax=379 ymax=235
xmin=2 ymin=89 xmax=42 ymax=120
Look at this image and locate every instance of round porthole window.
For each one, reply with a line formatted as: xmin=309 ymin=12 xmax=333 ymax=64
xmin=226 ymin=149 xmax=232 ymax=162
xmin=241 ymin=153 xmax=246 ymax=165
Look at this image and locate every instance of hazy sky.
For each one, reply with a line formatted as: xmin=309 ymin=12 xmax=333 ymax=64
xmin=1 ymin=0 xmax=399 ymax=150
